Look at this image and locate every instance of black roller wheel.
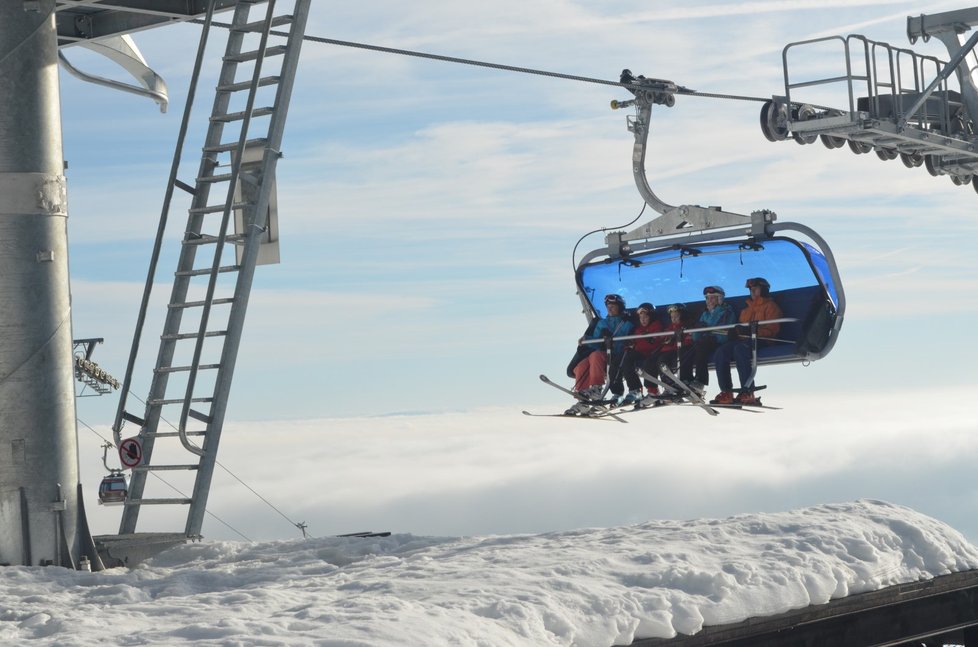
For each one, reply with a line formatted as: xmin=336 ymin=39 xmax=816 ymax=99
xmin=791 ymin=104 xmax=817 ymax=145
xmin=819 ymin=134 xmax=846 ymax=149
xmin=900 ymin=152 xmax=924 ymax=168
xmin=875 ymin=148 xmax=898 ymax=161
xmin=924 ymin=155 xmax=941 ymax=177
xmin=759 ymin=100 xmax=788 ymax=142
xmin=847 ymin=140 xmax=872 ymax=154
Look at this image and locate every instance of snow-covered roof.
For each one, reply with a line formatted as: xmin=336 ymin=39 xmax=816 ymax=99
xmin=4 ymin=500 xmax=978 ymax=646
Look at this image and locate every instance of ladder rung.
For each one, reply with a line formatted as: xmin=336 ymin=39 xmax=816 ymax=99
xmin=160 ymin=330 xmax=229 ymax=341
xmin=203 ymin=137 xmax=267 ymax=154
xmin=155 ymin=364 xmax=221 ymax=374
xmin=188 ymin=202 xmax=251 ymax=215
xmin=125 ymin=498 xmax=192 ymax=506
xmin=224 ymin=44 xmax=287 ymax=63
xmin=146 ymin=397 xmax=214 ymax=406
xmin=197 ymin=170 xmax=258 ymax=184
xmin=168 ymin=298 xmax=235 ymax=310
xmin=183 ymin=234 xmax=248 ymax=247
xmin=132 ymin=464 xmax=200 ymax=472
xmin=175 ymin=265 xmax=240 ymax=278
xmin=231 ymin=15 xmax=294 ymax=34
xmin=211 ymin=106 xmax=275 ymax=123
xmin=216 ymin=75 xmax=281 ymax=93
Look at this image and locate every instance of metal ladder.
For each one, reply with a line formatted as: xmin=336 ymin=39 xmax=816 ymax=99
xmin=111 ymin=0 xmax=310 ymax=538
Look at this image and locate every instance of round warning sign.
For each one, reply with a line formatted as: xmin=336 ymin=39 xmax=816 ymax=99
xmin=119 ymin=437 xmax=143 ymax=468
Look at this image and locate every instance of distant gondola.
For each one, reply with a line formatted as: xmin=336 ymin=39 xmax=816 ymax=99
xmin=98 ymin=473 xmax=129 ymax=506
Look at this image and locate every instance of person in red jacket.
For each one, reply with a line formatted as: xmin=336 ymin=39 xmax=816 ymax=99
xmin=632 ymin=303 xmax=693 ymax=408
xmin=619 ymin=302 xmax=665 ymax=405
xmin=646 ymin=303 xmax=693 ymax=385
xmin=710 ymin=277 xmax=783 ymax=406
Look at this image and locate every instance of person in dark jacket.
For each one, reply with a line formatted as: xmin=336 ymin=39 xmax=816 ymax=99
xmin=679 ymin=285 xmax=736 ymax=394
xmin=566 ymin=294 xmax=634 ymax=414
xmin=711 ymin=277 xmax=783 ymax=406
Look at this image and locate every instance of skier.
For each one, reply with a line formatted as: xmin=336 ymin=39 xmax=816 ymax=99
xmin=679 ymin=285 xmax=736 ymax=394
xmin=565 ymin=293 xmax=634 ymax=414
xmin=619 ymin=302 xmax=665 ymax=405
xmin=635 ymin=303 xmax=692 ymax=408
xmin=710 ymin=277 xmax=783 ymax=405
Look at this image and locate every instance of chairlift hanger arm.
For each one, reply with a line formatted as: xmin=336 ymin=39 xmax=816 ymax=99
xmin=608 ymin=70 xmax=776 ymax=256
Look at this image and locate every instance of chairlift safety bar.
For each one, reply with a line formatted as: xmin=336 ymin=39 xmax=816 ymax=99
xmin=578 ymin=318 xmax=797 ymax=346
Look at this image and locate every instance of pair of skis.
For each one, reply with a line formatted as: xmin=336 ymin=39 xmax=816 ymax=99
xmin=525 ymin=369 xmax=779 ymax=421
xmin=648 ymin=367 xmax=782 ymax=412
xmin=522 ymin=375 xmax=629 ymax=422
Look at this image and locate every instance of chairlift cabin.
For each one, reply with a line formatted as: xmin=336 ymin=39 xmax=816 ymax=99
xmin=98 ymin=474 xmax=129 ymax=506
xmin=580 ymin=73 xmax=846 ymax=367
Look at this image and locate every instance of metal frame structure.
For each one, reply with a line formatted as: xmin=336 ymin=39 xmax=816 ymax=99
xmin=762 ymin=7 xmax=978 ymax=190
xmin=52 ymin=1 xmax=238 ymax=47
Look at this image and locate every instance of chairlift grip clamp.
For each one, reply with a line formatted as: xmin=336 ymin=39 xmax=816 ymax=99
xmin=750 ymin=209 xmax=777 ymax=238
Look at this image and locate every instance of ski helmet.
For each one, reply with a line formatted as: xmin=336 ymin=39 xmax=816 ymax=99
xmin=636 ymin=302 xmax=655 ymax=316
xmin=745 ymin=277 xmax=771 ymax=296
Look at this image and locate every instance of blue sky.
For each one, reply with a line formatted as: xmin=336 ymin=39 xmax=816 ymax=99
xmin=61 ymin=1 xmax=978 ymax=540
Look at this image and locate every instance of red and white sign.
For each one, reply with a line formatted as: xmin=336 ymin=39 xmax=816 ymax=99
xmin=119 ymin=437 xmax=143 ymax=468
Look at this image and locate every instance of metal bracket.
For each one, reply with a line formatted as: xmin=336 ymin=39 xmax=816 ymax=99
xmin=59 ymin=34 xmax=168 ymax=112
xmin=604 ymin=209 xmax=776 ymax=258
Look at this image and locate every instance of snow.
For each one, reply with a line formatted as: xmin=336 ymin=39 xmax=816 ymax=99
xmin=3 ymin=500 xmax=978 ymax=646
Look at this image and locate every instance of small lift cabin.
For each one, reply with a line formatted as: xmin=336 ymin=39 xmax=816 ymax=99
xmin=97 ymin=443 xmax=128 ymax=506
xmin=579 ymin=73 xmax=845 ymax=374
xmin=98 ymin=475 xmax=128 ymax=506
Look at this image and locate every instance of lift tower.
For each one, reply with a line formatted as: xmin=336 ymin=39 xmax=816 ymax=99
xmin=0 ymin=0 xmax=265 ymax=569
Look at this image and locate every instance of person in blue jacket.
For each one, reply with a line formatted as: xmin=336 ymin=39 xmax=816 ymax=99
xmin=566 ymin=294 xmax=634 ymax=414
xmin=679 ymin=285 xmax=736 ymax=394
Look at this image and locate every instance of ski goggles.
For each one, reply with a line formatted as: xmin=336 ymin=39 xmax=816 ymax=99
xmin=703 ymin=286 xmax=725 ymax=296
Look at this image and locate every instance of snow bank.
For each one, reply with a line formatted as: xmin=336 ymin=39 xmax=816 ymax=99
xmin=2 ymin=500 xmax=977 ymax=646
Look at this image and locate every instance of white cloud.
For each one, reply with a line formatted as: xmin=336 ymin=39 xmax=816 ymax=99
xmin=79 ymin=384 xmax=978 ymax=543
